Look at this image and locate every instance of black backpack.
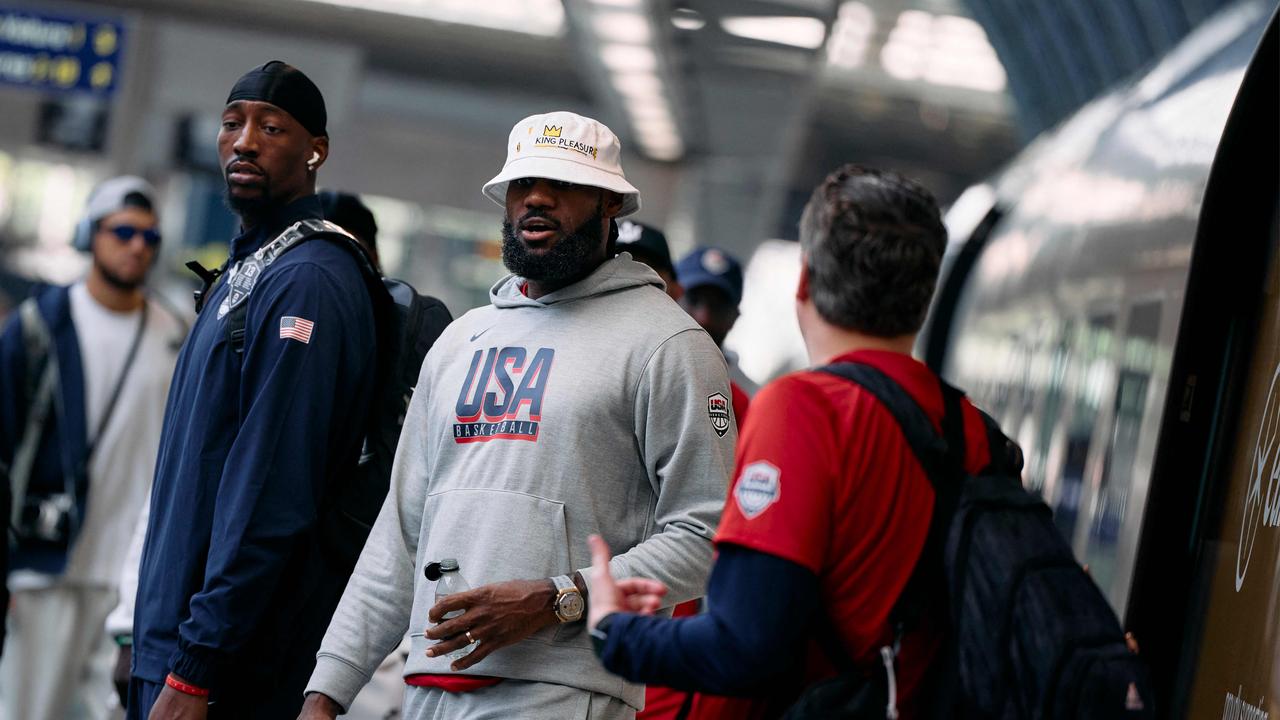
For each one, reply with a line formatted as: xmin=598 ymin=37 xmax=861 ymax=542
xmin=326 ymin=277 xmax=451 ymax=566
xmin=786 ymin=361 xmax=1154 ymax=720
xmin=188 ymin=219 xmax=451 ymax=568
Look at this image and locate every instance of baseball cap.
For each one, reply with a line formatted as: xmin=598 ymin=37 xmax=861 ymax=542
xmin=85 ymin=176 xmax=157 ymax=224
xmin=616 ymin=220 xmax=674 ymax=274
xmin=483 ymin=111 xmax=641 ymax=217
xmin=676 ymin=247 xmax=744 ymax=306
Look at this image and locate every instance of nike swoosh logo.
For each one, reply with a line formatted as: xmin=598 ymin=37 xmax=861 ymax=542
xmin=470 ymin=327 xmax=493 ymax=342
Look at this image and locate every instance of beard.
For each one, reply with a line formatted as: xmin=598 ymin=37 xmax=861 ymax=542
xmin=501 ymin=204 xmax=606 ymax=283
xmin=222 ymin=173 xmax=274 ymax=219
xmin=93 ymin=254 xmax=145 ymax=291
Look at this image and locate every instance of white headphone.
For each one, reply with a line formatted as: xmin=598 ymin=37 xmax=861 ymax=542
xmin=307 ymin=151 xmax=320 ymax=170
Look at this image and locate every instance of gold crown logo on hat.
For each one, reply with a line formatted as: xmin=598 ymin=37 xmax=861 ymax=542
xmin=483 ymin=111 xmax=642 ymax=217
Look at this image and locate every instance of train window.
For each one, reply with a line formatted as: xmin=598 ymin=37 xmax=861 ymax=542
xmin=1083 ymin=301 xmax=1163 ymax=606
xmin=1026 ymin=326 xmax=1070 ymax=497
xmin=1050 ymin=314 xmax=1116 ymax=542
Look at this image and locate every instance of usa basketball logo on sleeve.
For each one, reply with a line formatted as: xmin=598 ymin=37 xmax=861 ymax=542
xmin=735 ymin=461 xmax=780 ymax=519
xmin=707 ymin=393 xmax=730 ymax=437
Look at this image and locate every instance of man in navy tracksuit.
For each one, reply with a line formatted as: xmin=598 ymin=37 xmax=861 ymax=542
xmin=1 ymin=177 xmax=185 ymax=717
xmin=129 ymin=61 xmax=379 ymax=720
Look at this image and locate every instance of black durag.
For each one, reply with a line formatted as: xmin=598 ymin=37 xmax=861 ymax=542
xmin=225 ymin=60 xmax=327 ymax=137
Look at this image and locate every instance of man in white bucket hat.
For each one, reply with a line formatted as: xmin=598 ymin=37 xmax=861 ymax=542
xmin=301 ymin=112 xmax=736 ymax=719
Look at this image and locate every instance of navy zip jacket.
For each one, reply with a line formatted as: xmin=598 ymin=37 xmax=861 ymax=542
xmin=0 ymin=285 xmax=90 ymax=575
xmin=132 ymin=196 xmax=377 ymax=693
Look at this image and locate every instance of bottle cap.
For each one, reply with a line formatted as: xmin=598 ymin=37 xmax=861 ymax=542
xmin=440 ymin=558 xmax=460 ymax=571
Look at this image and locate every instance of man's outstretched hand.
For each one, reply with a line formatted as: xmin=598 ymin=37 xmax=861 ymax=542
xmin=587 ymin=534 xmax=668 ymax=631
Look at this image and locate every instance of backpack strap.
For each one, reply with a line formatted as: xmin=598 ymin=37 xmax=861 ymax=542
xmin=220 ymin=219 xmax=376 ymax=354
xmin=186 ymin=259 xmax=227 ymax=315
xmin=84 ymin=302 xmax=148 ymax=461
xmin=9 ymin=298 xmax=59 ymax=531
xmin=976 ymin=408 xmax=1023 ymax=476
xmin=815 ymin=363 xmax=967 ymax=656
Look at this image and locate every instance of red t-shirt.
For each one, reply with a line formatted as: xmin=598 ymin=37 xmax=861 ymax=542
xmin=714 ymin=349 xmax=990 ymax=716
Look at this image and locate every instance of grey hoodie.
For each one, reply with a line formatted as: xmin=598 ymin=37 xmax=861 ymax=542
xmin=306 ymin=255 xmax=737 ymax=711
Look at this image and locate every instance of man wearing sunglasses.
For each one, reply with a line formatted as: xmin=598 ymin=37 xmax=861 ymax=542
xmin=0 ymin=175 xmax=186 ymax=719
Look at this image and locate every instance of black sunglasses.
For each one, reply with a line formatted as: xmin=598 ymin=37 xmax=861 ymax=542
xmin=107 ymin=225 xmax=162 ymax=247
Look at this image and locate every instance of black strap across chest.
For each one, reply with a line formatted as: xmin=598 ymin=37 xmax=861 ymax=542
xmin=812 ymin=361 xmax=967 ymax=670
xmin=186 ymin=219 xmax=375 ymax=354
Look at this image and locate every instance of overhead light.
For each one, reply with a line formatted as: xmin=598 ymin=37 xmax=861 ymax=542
xmin=639 ymin=139 xmax=684 ymax=161
xmin=638 ymin=133 xmax=682 ymax=149
xmin=297 ymin=0 xmax=566 ymax=36
xmin=611 ymin=70 xmax=663 ymax=99
xmin=634 ymin=113 xmax=676 ymax=129
xmin=601 ymin=43 xmax=658 ymax=72
xmin=592 ymin=10 xmax=652 ymax=43
xmin=586 ymin=5 xmax=683 ymax=160
xmin=634 ymin=120 xmax=679 ymax=140
xmin=671 ymin=7 xmax=706 ymax=31
xmin=637 ymin=125 xmax=680 ymax=142
xmin=634 ymin=122 xmax=679 ymax=140
xmin=880 ymin=10 xmax=1006 ymax=91
xmin=624 ymin=98 xmax=676 ymax=122
xmin=643 ymin=143 xmax=682 ymax=154
xmin=720 ymin=16 xmax=826 ymax=50
xmin=826 ymin=2 xmax=875 ymax=69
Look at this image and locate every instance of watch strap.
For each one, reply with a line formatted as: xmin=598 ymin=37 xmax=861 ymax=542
xmin=551 ymin=574 xmax=583 ymax=623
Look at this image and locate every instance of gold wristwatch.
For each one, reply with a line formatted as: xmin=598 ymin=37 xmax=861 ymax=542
xmin=552 ymin=574 xmax=584 ymax=623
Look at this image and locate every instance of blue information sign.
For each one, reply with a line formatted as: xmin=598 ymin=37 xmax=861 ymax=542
xmin=0 ymin=6 xmax=124 ymax=96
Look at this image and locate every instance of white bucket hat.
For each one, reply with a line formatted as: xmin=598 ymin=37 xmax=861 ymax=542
xmin=483 ymin=111 xmax=641 ymax=217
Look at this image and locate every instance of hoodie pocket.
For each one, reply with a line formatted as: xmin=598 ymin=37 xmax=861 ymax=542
xmin=412 ymin=488 xmax=575 ymax=654
xmin=419 ymin=488 xmax=572 ymax=584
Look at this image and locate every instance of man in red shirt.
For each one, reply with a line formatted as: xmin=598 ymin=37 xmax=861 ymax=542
xmin=585 ymin=164 xmax=992 ymax=719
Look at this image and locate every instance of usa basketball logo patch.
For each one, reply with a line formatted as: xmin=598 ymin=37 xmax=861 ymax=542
xmin=707 ymin=392 xmax=730 ymax=437
xmin=735 ymin=461 xmax=780 ymax=519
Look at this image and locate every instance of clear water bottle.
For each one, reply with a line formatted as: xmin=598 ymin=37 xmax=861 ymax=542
xmin=433 ymin=558 xmax=477 ymax=661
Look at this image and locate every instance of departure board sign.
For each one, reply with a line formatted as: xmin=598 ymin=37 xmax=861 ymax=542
xmin=0 ymin=7 xmax=123 ymax=96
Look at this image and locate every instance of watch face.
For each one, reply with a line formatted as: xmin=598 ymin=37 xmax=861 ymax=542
xmin=558 ymin=591 xmax=584 ymax=620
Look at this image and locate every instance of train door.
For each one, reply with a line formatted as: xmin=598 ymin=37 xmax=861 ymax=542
xmin=1125 ymin=10 xmax=1277 ymax=715
xmin=1183 ymin=209 xmax=1280 ymax=718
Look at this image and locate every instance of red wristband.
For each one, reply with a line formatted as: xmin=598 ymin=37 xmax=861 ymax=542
xmin=165 ymin=673 xmax=210 ymax=697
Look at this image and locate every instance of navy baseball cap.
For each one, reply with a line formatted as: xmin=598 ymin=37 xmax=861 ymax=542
xmin=676 ymin=247 xmax=744 ymax=305
xmin=617 ymin=220 xmax=675 ymax=275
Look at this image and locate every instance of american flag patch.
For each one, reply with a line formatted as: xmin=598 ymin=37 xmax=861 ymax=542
xmin=279 ymin=316 xmax=314 ymax=344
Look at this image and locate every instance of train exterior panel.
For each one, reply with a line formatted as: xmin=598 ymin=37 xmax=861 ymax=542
xmin=922 ymin=1 xmax=1277 ymax=715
